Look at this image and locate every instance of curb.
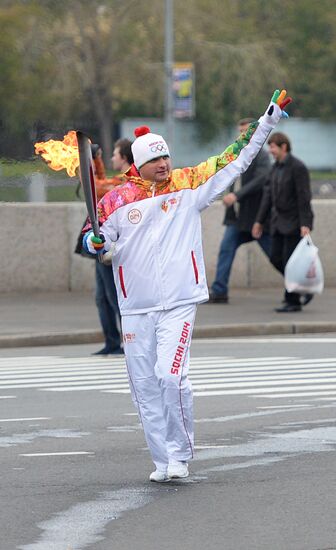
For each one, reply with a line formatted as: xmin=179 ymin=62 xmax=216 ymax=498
xmin=1 ymin=322 xmax=336 ymax=349
xmin=193 ymin=322 xmax=336 ymax=338
xmin=0 ymin=330 xmax=103 ymax=349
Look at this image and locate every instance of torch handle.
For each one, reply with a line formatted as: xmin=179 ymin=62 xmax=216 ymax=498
xmin=76 ymin=131 xmax=103 ymax=262
xmin=92 ymin=221 xmax=101 ymax=240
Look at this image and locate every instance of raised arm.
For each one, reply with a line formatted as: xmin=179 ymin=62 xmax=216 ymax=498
xmin=187 ymin=89 xmax=292 ymax=211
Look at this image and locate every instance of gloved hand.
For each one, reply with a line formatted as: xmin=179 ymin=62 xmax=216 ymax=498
xmin=90 ymin=233 xmax=105 ymax=252
xmin=268 ymin=89 xmax=292 ymax=118
xmin=82 ymin=231 xmax=106 ymax=255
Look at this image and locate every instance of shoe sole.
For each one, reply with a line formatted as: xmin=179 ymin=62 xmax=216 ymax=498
xmin=150 ymin=477 xmax=171 ymax=483
xmin=275 ymin=309 xmax=301 ymax=313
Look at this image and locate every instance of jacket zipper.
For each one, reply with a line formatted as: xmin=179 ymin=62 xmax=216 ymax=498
xmin=151 ymin=182 xmax=166 ymax=308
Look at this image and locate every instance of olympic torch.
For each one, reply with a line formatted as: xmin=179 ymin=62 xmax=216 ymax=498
xmin=34 ymin=129 xmax=103 ymax=261
xmin=76 ymin=131 xmax=103 ymax=262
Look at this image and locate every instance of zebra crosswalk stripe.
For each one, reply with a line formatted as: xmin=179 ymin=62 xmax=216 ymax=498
xmin=0 ymin=355 xmax=336 ymax=399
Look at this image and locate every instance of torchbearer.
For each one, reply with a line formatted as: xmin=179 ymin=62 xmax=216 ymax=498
xmin=83 ymin=90 xmax=292 ymax=482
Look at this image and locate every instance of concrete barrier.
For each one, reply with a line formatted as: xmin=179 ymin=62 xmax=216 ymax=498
xmin=0 ymin=199 xmax=335 ymax=292
xmin=202 ymin=199 xmax=336 ymax=289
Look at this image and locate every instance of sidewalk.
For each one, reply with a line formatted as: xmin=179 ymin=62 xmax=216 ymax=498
xmin=0 ymin=288 xmax=335 ymax=348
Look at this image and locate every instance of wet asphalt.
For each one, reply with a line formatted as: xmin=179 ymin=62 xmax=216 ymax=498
xmin=1 ymin=337 xmax=336 ymax=550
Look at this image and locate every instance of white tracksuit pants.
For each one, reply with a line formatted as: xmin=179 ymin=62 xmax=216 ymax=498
xmin=122 ymin=304 xmax=196 ymax=472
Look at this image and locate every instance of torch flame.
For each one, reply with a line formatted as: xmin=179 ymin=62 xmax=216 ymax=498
xmin=34 ymin=130 xmax=80 ymax=177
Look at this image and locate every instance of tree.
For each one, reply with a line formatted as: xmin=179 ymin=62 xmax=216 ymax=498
xmin=0 ymin=3 xmax=75 ymax=156
xmin=174 ymin=0 xmax=287 ymax=138
xmin=0 ymin=0 xmax=335 ymax=157
xmin=39 ymin=0 xmax=167 ymax=161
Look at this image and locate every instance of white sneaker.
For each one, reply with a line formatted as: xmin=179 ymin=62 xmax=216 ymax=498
xmin=149 ymin=469 xmax=170 ymax=483
xmin=167 ymin=461 xmax=189 ymax=479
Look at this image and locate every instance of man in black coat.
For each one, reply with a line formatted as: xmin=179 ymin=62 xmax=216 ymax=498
xmin=252 ymin=132 xmax=314 ymax=312
xmin=209 ymin=118 xmax=272 ymax=303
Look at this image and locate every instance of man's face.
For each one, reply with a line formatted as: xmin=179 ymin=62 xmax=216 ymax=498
xmin=111 ymin=147 xmax=124 ymax=171
xmin=139 ymin=156 xmax=172 ymax=182
xmin=268 ymin=142 xmax=287 ymax=162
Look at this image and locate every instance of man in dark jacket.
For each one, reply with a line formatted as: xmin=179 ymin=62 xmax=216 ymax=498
xmin=209 ymin=118 xmax=271 ymax=303
xmin=252 ymin=132 xmax=314 ymax=312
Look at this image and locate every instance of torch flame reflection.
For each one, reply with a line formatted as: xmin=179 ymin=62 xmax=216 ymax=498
xmin=34 ymin=130 xmax=79 ymax=177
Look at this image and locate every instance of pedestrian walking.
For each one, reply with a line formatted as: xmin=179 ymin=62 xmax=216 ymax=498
xmin=252 ymin=132 xmax=314 ymax=312
xmin=209 ymin=118 xmax=271 ymax=303
xmin=83 ymin=90 xmax=291 ymax=481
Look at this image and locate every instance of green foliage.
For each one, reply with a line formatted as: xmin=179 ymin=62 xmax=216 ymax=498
xmin=244 ymin=0 xmax=336 ymax=120
xmin=0 ymin=0 xmax=335 ymax=154
xmin=0 ymin=158 xmax=63 ymax=177
xmin=1 ymin=156 xmax=334 ymax=203
xmin=0 ymin=185 xmax=79 ymax=202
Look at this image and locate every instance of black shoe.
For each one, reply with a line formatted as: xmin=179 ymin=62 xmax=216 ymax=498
xmin=110 ymin=347 xmax=124 ymax=355
xmin=302 ymin=293 xmax=314 ymax=306
xmin=275 ymin=303 xmax=302 ymax=313
xmin=208 ymin=292 xmax=229 ymax=304
xmin=92 ymin=347 xmax=124 ymax=356
xmin=92 ymin=347 xmax=109 ymax=356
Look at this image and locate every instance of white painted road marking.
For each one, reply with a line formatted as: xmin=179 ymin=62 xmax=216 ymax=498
xmin=0 ymin=417 xmax=50 ymax=423
xmin=193 ymin=338 xmax=336 ymax=344
xmin=0 ymin=395 xmax=16 ymax=399
xmin=18 ymin=487 xmax=153 ymax=550
xmin=20 ymin=451 xmax=95 ymax=457
xmin=1 ymin=354 xmax=336 ymax=400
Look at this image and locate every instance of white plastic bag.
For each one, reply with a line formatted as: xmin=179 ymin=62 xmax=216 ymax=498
xmin=285 ymin=235 xmax=324 ymax=295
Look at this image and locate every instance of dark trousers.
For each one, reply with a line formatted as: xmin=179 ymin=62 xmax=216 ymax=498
xmin=211 ymin=225 xmax=272 ymax=296
xmin=270 ymin=230 xmax=301 ymax=305
xmin=95 ymin=261 xmax=121 ymax=351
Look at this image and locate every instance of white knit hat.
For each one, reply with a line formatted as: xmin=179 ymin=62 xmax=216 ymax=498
xmin=131 ymin=126 xmax=170 ymax=169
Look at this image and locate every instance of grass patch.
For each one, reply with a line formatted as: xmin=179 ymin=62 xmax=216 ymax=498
xmin=0 ymin=187 xmax=27 ymax=202
xmin=47 ymin=185 xmax=80 ymax=202
xmin=0 ymin=158 xmax=67 ymax=179
xmin=310 ymin=171 xmax=336 ymax=180
xmin=1 ymin=158 xmax=334 ymax=203
xmin=0 ymin=185 xmax=80 ymax=202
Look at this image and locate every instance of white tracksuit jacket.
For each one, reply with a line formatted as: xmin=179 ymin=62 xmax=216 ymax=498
xmin=84 ymin=100 xmax=283 ymax=472
xmin=84 ymin=102 xmax=283 ymax=314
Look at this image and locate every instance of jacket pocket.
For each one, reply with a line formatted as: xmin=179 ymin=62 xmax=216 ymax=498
xmin=191 ymin=251 xmax=199 ymax=284
xmin=118 ymin=266 xmax=127 ymax=298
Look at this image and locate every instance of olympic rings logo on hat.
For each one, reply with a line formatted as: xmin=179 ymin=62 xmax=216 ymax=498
xmin=150 ymin=144 xmax=167 ymax=153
